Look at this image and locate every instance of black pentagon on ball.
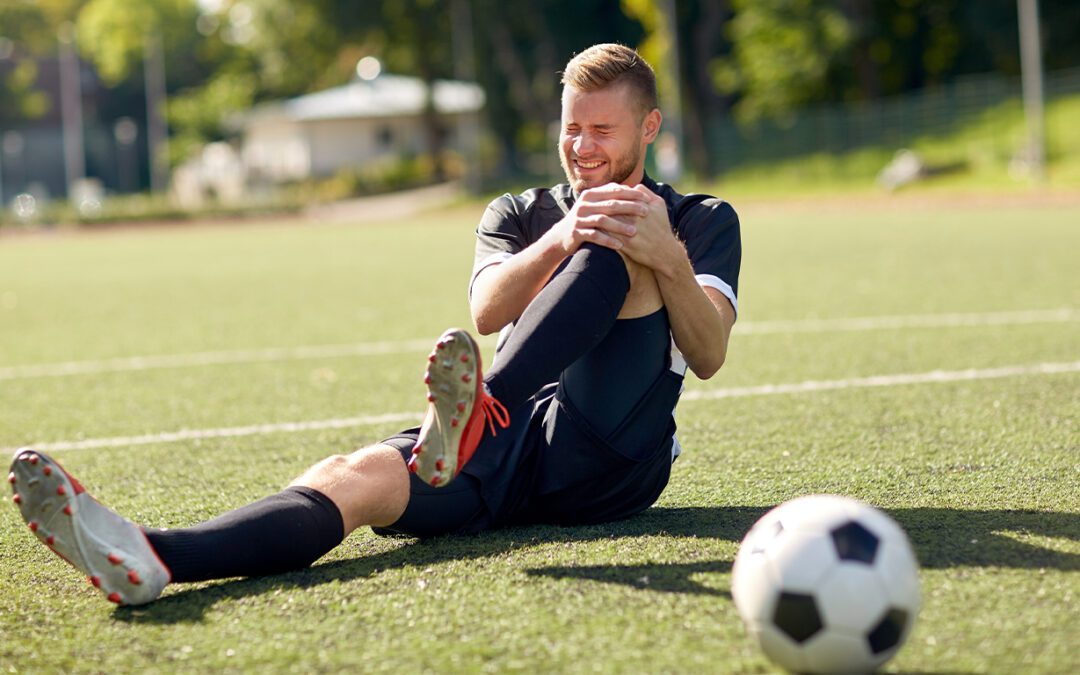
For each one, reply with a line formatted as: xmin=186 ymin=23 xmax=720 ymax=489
xmin=830 ymin=520 xmax=880 ymax=564
xmin=773 ymin=592 xmax=823 ymax=643
xmin=867 ymin=608 xmax=909 ymax=654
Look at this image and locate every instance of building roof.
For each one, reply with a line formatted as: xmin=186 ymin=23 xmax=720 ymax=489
xmin=247 ymin=74 xmax=485 ymax=124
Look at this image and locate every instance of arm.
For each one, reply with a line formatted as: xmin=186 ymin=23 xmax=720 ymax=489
xmin=470 ymin=185 xmax=648 ymax=335
xmin=616 ymin=185 xmax=736 ymax=379
xmin=655 ymin=259 xmax=735 ymax=379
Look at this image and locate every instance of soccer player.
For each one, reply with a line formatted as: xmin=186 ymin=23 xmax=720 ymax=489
xmin=8 ymin=43 xmax=741 ymax=605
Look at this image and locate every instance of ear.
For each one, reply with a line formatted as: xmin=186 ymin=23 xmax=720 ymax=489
xmin=642 ymin=108 xmax=662 ymax=144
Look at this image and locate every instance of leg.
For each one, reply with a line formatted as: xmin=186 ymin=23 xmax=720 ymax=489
xmin=8 ymin=443 xmax=409 ymax=605
xmin=145 ymin=444 xmax=408 ymax=583
xmin=409 ymin=244 xmax=656 ymax=488
xmin=483 ymin=243 xmax=655 ymax=410
xmin=289 ymin=444 xmax=409 ymax=533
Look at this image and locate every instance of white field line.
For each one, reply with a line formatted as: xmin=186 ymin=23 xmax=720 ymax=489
xmin=1 ymin=308 xmax=1076 ymax=382
xmin=681 ymin=360 xmax=1080 ymax=400
xmin=9 ymin=360 xmax=1078 ymax=454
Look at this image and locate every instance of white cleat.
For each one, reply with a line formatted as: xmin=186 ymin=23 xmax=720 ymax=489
xmin=9 ymin=449 xmax=170 ymax=606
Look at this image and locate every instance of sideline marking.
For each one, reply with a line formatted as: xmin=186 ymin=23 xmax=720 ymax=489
xmin=9 ymin=360 xmax=1078 ymax=453
xmin=681 ymin=360 xmax=1080 ymax=400
xmin=1 ymin=308 xmax=1075 ymax=381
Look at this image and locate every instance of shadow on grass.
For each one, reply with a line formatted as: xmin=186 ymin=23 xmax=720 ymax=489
xmin=115 ymin=506 xmax=1079 ymax=624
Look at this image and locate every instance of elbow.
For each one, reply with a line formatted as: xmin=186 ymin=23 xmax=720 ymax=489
xmin=689 ymin=351 xmax=726 ymax=380
xmin=471 ymin=304 xmax=501 ymax=336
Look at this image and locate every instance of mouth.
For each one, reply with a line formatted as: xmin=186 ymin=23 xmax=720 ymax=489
xmin=574 ymin=158 xmax=605 ymax=171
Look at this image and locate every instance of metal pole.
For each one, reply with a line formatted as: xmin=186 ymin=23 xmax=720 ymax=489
xmin=58 ymin=22 xmax=86 ymax=199
xmin=144 ymin=31 xmax=170 ymax=193
xmin=1017 ymin=0 xmax=1046 ymax=181
xmin=451 ymin=0 xmax=482 ymax=193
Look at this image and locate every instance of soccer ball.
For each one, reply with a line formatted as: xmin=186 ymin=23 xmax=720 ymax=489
xmin=731 ymin=495 xmax=921 ymax=674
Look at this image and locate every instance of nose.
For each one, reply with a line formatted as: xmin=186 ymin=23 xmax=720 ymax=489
xmin=573 ymin=133 xmax=596 ymax=156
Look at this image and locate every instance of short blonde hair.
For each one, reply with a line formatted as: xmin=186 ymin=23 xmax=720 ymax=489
xmin=561 ymin=43 xmax=658 ymax=118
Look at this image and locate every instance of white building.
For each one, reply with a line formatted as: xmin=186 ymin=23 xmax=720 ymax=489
xmin=240 ymin=74 xmax=485 ymax=183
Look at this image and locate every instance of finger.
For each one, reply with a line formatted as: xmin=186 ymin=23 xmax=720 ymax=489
xmin=580 ymin=228 xmax=624 ymax=250
xmin=632 ymin=183 xmax=663 ymax=202
xmin=578 ymin=199 xmax=649 ymax=218
xmin=581 ymin=184 xmax=649 ymax=202
xmin=582 ymin=214 xmax=637 ymax=237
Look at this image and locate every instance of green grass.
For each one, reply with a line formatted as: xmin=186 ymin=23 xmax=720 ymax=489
xmin=1 ymin=195 xmax=1078 ymax=673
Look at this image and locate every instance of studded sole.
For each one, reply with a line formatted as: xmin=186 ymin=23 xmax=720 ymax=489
xmin=8 ymin=449 xmax=170 ymax=605
xmin=409 ymin=329 xmax=482 ymax=487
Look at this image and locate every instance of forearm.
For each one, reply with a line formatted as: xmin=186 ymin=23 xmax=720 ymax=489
xmin=470 ymin=232 xmax=567 ymax=335
xmin=655 ymin=256 xmax=734 ymax=379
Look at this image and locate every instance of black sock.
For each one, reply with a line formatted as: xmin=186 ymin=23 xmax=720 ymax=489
xmin=484 ymin=243 xmax=630 ymax=410
xmin=144 ymin=486 xmax=345 ymax=583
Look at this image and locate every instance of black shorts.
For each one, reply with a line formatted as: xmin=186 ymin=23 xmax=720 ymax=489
xmin=374 ymin=311 xmax=680 ymax=538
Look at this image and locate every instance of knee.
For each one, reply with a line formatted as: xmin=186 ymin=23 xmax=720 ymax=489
xmin=571 ymin=243 xmax=632 ymax=288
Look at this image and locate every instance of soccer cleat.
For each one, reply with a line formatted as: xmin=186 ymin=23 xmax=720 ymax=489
xmin=8 ymin=448 xmax=171 ymax=606
xmin=409 ymin=328 xmax=510 ymax=487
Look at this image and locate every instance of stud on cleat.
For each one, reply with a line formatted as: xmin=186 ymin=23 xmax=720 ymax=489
xmin=7 ymin=472 xmax=14 ymax=484
xmin=12 ymin=494 xmax=21 ymax=505
xmin=411 ymin=328 xmax=510 ymax=488
xmin=9 ymin=449 xmax=171 ymax=605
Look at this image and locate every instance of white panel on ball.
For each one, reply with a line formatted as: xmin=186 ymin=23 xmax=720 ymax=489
xmin=752 ymin=622 xmax=808 ymax=674
xmin=875 ymin=539 xmax=922 ymax=612
xmin=801 ymin=630 xmax=876 ymax=675
xmin=766 ymin=530 xmax=838 ymax=593
xmin=731 ymin=549 xmax=779 ymax=623
xmin=816 ymin=564 xmax=890 ymax=631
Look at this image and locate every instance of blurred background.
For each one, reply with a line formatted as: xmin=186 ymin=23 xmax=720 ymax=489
xmin=1 ymin=0 xmax=1078 ymax=226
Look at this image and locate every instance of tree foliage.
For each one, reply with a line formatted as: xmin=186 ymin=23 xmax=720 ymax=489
xmin=3 ymin=0 xmax=1080 ymax=182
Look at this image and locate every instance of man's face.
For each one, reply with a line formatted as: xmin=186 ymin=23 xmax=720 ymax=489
xmin=559 ymin=83 xmax=652 ymax=193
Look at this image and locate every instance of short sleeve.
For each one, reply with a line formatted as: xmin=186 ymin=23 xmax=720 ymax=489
xmin=676 ymin=198 xmax=742 ymax=316
xmin=470 ymin=195 xmax=529 ymax=294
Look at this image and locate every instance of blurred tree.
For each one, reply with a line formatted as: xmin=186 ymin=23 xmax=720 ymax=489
xmin=711 ymin=0 xmax=852 ymax=124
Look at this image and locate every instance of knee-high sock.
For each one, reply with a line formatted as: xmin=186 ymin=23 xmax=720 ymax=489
xmin=484 ymin=243 xmax=630 ymax=410
xmin=144 ymin=486 xmax=344 ymax=583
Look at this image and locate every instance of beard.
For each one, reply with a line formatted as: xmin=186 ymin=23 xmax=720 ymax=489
xmin=560 ymin=141 xmax=642 ymax=194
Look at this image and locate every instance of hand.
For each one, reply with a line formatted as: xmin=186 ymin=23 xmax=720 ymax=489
xmin=544 ymin=183 xmax=649 ymax=256
xmin=612 ymin=184 xmax=684 ymax=276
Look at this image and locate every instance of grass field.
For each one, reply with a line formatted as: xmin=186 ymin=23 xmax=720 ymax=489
xmin=1 ymin=193 xmax=1078 ymax=674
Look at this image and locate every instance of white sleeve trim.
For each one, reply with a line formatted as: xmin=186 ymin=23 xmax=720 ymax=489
xmin=696 ymin=274 xmax=738 ymax=318
xmin=469 ymin=251 xmax=514 ymax=297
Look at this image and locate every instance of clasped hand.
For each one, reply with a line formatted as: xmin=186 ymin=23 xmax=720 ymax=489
xmin=548 ymin=183 xmax=680 ymax=273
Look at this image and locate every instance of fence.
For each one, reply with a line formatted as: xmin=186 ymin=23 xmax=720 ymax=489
xmin=707 ymin=66 xmax=1080 ymax=174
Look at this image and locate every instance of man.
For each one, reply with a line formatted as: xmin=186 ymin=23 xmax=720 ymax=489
xmin=8 ymin=43 xmax=740 ymax=605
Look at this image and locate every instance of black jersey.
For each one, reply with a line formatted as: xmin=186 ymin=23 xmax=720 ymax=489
xmin=471 ymin=174 xmax=742 ymax=320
